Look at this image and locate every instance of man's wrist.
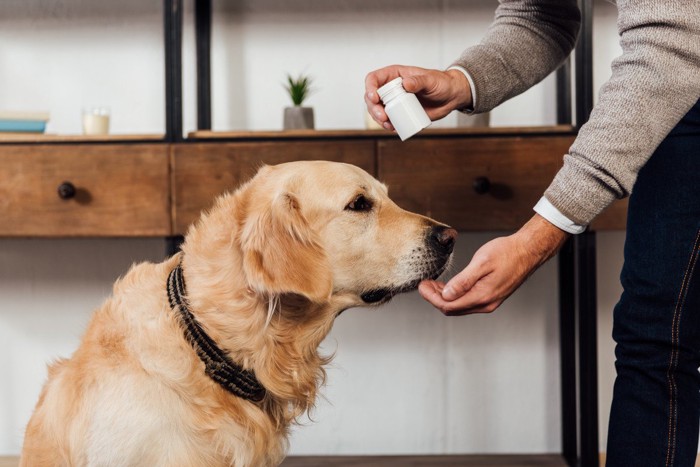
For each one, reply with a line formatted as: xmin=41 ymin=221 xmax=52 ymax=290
xmin=518 ymin=214 xmax=571 ymax=265
xmin=533 ymin=197 xmax=586 ymax=234
xmin=445 ymin=67 xmax=474 ymax=112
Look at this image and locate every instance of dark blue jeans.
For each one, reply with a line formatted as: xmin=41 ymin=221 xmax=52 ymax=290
xmin=606 ymin=99 xmax=700 ymax=466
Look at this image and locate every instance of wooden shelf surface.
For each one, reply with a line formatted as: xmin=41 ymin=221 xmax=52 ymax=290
xmin=0 ymin=126 xmax=574 ymax=143
xmin=188 ymin=125 xmax=575 ymax=141
xmin=0 ymin=133 xmax=164 ymax=143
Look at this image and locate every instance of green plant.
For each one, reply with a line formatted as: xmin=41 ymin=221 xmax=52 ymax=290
xmin=284 ymin=73 xmax=313 ymax=106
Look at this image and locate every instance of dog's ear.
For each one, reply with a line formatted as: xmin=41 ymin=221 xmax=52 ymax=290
xmin=240 ymin=191 xmax=332 ymax=304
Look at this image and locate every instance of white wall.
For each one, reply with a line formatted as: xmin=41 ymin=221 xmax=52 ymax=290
xmin=0 ymin=0 xmax=557 ymax=136
xmin=0 ymin=0 xmax=165 ymax=135
xmin=0 ymin=0 xmax=626 ymax=457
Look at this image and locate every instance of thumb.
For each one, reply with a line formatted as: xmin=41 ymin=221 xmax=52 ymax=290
xmin=401 ymin=75 xmax=431 ymax=94
xmin=442 ymin=262 xmax=485 ymax=301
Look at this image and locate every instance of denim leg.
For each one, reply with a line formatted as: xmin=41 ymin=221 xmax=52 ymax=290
xmin=606 ymin=101 xmax=700 ymax=467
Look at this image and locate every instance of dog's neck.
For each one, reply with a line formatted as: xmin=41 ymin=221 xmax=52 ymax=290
xmin=167 ymin=262 xmax=267 ymax=403
xmin=178 ymin=202 xmax=339 ymax=425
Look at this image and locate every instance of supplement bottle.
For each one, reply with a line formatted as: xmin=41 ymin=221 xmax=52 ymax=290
xmin=376 ymin=77 xmax=431 ymax=141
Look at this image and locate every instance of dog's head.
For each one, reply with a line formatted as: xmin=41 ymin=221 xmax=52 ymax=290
xmin=180 ymin=161 xmax=456 ymax=418
xmin=231 ymin=160 xmax=456 ymax=311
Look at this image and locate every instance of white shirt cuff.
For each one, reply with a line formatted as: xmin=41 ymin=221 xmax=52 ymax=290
xmin=533 ymin=197 xmax=587 ymax=235
xmin=447 ymin=65 xmax=477 ymax=113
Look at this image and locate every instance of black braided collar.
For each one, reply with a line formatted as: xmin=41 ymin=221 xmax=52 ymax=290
xmin=167 ymin=263 xmax=266 ymax=403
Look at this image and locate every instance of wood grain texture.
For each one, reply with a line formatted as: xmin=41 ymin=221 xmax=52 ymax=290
xmin=590 ymin=197 xmax=628 ymax=231
xmin=172 ymin=140 xmax=375 ymax=234
xmin=0 ymin=144 xmax=170 ymax=237
xmin=378 ymin=135 xmax=627 ymax=231
xmin=378 ymin=136 xmax=571 ymax=232
xmin=0 ymin=130 xmax=627 ymax=238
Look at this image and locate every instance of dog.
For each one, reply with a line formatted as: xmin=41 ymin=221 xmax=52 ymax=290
xmin=20 ymin=160 xmax=456 ymax=466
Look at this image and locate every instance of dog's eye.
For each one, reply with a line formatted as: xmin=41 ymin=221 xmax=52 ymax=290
xmin=345 ymin=195 xmax=373 ymax=212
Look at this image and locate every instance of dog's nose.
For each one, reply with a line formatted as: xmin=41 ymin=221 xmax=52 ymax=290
xmin=429 ymin=226 xmax=457 ymax=255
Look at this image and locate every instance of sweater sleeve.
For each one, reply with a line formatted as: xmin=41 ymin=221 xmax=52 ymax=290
xmin=453 ymin=0 xmax=700 ymax=226
xmin=451 ymin=0 xmax=581 ymax=113
xmin=544 ymin=0 xmax=700 ymax=225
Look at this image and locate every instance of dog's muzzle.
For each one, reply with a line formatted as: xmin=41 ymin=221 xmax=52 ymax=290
xmin=360 ymin=225 xmax=457 ymax=304
xmin=429 ymin=225 xmax=458 ymax=258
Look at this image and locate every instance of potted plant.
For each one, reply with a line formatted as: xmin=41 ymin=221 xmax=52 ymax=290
xmin=283 ymin=73 xmax=315 ymax=130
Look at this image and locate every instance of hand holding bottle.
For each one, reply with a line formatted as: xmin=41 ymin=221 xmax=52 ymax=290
xmin=364 ymin=65 xmax=473 ymax=130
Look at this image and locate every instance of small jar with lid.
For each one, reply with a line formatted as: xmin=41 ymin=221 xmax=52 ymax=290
xmin=376 ymin=77 xmax=431 ymax=141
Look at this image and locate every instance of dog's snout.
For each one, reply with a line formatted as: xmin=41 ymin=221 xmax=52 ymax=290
xmin=429 ymin=226 xmax=457 ymax=255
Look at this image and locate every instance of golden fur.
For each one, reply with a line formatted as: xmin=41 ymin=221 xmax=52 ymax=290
xmin=20 ymin=161 xmax=455 ymax=467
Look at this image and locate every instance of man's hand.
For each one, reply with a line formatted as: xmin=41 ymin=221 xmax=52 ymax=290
xmin=419 ymin=214 xmax=570 ymax=316
xmin=365 ymin=65 xmax=472 ymax=130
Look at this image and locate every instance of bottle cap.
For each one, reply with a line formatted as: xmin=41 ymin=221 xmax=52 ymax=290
xmin=377 ymin=77 xmax=406 ymax=103
xmin=376 ymin=77 xmax=431 ymax=141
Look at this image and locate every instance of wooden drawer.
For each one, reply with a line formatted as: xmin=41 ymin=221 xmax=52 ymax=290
xmin=378 ymin=135 xmax=574 ymax=231
xmin=378 ymin=134 xmax=627 ymax=231
xmin=590 ymin=198 xmax=627 ymax=230
xmin=172 ymin=140 xmax=375 ymax=234
xmin=0 ymin=144 xmax=170 ymax=237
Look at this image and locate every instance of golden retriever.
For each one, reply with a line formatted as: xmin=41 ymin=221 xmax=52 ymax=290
xmin=20 ymin=160 xmax=456 ymax=466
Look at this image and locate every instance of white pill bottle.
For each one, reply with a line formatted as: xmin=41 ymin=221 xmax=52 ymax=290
xmin=376 ymin=77 xmax=431 ymax=141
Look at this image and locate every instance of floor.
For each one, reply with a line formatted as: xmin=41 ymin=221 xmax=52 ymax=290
xmin=281 ymin=455 xmax=567 ymax=466
xmin=0 ymin=455 xmax=567 ymax=466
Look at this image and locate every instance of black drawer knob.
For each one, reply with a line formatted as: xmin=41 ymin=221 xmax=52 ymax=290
xmin=57 ymin=182 xmax=77 ymax=200
xmin=473 ymin=176 xmax=491 ymax=195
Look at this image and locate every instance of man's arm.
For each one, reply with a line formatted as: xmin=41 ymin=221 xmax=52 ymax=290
xmin=545 ymin=0 xmax=700 ymax=225
xmin=452 ymin=0 xmax=581 ymax=114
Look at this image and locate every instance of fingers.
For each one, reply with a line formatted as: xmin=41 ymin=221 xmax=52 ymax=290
xmin=419 ymin=279 xmax=499 ymax=317
xmin=418 ymin=244 xmax=501 ymax=316
xmin=363 ymin=93 xmax=393 ymax=130
xmin=365 ymin=66 xmax=402 ymax=129
xmin=364 ymin=65 xmax=428 ymax=129
xmin=400 ymin=75 xmax=427 ymax=95
xmin=364 ymin=65 xmax=401 ymax=95
xmin=365 ymin=64 xmax=427 ymax=95
xmin=441 ymin=256 xmax=487 ymax=300
xmin=442 ymin=274 xmax=474 ymax=301
xmin=365 ymin=64 xmax=460 ymax=128
xmin=364 ymin=65 xmax=402 ymax=111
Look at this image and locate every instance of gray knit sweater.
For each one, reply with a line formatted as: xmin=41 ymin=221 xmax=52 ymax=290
xmin=452 ymin=0 xmax=700 ymax=226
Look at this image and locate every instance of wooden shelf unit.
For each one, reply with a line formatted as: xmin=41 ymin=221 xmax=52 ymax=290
xmin=0 ymin=1 xmax=603 ymax=465
xmin=0 ymin=126 xmax=627 ymax=238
